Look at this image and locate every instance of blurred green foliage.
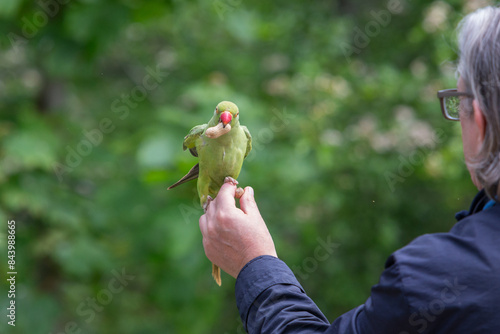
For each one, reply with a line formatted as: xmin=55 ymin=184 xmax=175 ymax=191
xmin=0 ymin=0 xmax=488 ymax=333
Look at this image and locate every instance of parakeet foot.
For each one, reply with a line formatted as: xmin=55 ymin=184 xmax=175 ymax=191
xmin=224 ymin=177 xmax=243 ymax=198
xmin=203 ymin=195 xmax=214 ymax=213
xmin=224 ymin=176 xmax=239 ymax=186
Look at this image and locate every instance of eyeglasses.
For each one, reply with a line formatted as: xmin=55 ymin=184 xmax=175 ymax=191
xmin=437 ymin=89 xmax=474 ymax=121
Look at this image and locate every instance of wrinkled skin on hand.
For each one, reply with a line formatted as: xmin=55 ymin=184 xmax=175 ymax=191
xmin=199 ymin=181 xmax=277 ymax=278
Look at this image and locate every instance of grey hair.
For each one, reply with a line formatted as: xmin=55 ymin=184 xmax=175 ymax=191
xmin=457 ymin=6 xmax=500 ymax=200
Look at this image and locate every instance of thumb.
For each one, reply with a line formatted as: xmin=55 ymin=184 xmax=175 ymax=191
xmin=239 ymin=186 xmax=259 ymax=215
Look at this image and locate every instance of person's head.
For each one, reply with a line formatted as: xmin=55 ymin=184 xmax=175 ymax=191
xmin=456 ymin=6 xmax=500 ymax=199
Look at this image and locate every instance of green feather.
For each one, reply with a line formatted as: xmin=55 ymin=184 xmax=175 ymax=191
xmin=168 ymin=101 xmax=252 ymax=207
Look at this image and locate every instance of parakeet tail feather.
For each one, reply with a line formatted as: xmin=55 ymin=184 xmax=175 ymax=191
xmin=167 ymin=163 xmax=199 ymax=189
xmin=212 ymin=264 xmax=221 ymax=286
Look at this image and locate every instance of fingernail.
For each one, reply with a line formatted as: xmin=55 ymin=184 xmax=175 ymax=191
xmin=247 ymin=186 xmax=254 ymax=196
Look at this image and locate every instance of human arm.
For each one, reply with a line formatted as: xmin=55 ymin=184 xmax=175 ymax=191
xmin=199 ymin=183 xmax=416 ymax=334
xmin=235 ymin=254 xmax=415 ymax=334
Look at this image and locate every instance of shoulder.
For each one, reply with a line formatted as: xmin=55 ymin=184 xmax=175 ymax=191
xmin=388 ymin=207 xmax=500 ymax=320
xmin=393 ymin=205 xmax=500 ymax=275
xmin=451 ymin=203 xmax=500 ymax=236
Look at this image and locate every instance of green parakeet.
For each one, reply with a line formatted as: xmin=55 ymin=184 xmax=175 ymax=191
xmin=168 ymin=101 xmax=252 ymax=286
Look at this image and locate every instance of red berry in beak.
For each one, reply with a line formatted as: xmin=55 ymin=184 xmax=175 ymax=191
xmin=220 ymin=111 xmax=232 ymax=127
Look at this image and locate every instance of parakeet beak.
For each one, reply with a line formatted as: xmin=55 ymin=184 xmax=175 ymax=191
xmin=220 ymin=111 xmax=232 ymax=128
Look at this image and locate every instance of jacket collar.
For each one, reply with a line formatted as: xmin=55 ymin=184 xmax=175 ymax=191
xmin=455 ymin=189 xmax=491 ymax=221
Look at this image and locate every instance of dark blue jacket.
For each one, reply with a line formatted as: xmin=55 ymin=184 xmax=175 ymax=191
xmin=235 ymin=190 xmax=500 ymax=333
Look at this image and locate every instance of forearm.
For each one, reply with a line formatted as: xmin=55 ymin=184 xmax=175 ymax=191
xmin=236 ymin=256 xmax=331 ymax=334
xmin=234 ymin=252 xmax=433 ymax=334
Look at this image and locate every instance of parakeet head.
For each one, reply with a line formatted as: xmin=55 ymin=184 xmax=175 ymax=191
xmin=214 ymin=101 xmax=239 ymax=128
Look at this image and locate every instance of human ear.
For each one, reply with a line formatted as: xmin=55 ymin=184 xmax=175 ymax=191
xmin=472 ymin=99 xmax=487 ymax=143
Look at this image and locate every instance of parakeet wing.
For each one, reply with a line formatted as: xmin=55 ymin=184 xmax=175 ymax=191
xmin=242 ymin=125 xmax=252 ymax=158
xmin=167 ymin=124 xmax=206 ymax=189
xmin=183 ymin=124 xmax=207 ymax=157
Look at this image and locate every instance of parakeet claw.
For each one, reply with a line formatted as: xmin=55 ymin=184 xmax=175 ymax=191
xmin=203 ymin=195 xmax=214 ymax=213
xmin=223 ymin=177 xmax=244 ymax=198
xmin=224 ymin=176 xmax=239 ymax=186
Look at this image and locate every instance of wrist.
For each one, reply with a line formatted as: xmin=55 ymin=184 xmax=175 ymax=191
xmin=237 ymin=252 xmax=278 ymax=277
xmin=236 ymin=255 xmax=278 ymax=279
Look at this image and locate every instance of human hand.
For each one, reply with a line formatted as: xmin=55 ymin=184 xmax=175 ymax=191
xmin=199 ymin=181 xmax=277 ymax=278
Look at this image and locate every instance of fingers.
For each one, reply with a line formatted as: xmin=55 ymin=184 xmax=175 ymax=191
xmin=239 ymin=186 xmax=259 ymax=216
xmin=214 ymin=181 xmax=237 ymax=211
xmin=201 ymin=182 xmax=238 ymax=235
xmin=235 ymin=187 xmax=245 ymax=199
xmin=199 ymin=213 xmax=208 ymax=237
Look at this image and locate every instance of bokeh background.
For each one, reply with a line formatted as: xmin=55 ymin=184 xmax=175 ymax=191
xmin=0 ymin=0 xmax=494 ymax=333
